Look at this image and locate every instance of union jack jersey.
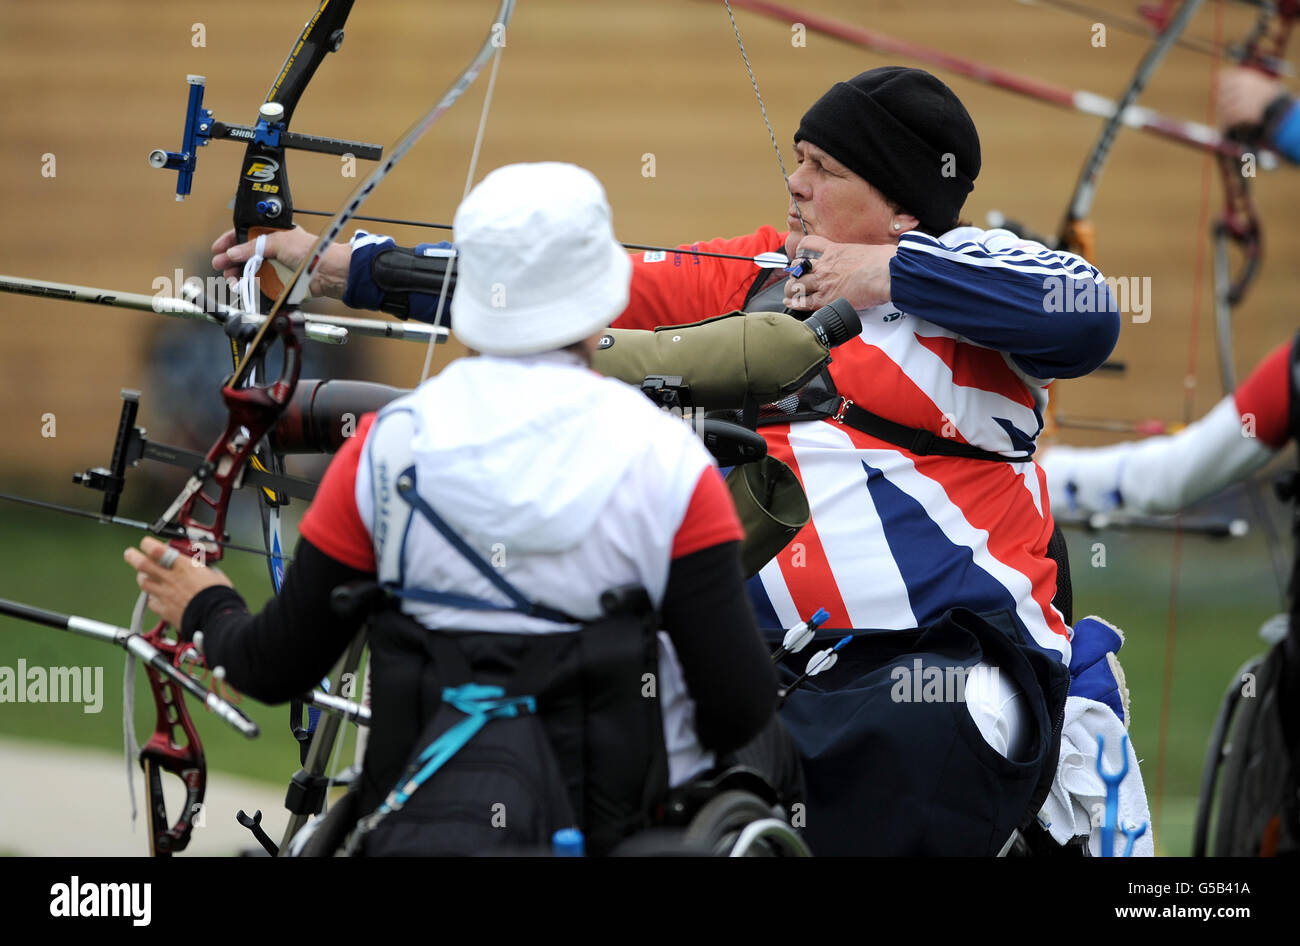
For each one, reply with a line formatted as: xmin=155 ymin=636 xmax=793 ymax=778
xmin=617 ymin=226 xmax=1121 ymax=664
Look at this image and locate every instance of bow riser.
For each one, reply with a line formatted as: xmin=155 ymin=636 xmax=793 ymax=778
xmin=149 ymin=313 xmax=305 ymax=562
xmin=140 ymin=666 xmax=206 ymax=856
xmin=137 ymin=309 xmax=304 ymax=856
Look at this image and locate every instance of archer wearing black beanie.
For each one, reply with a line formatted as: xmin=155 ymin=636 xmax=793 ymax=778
xmin=794 ymin=66 xmax=981 ymax=235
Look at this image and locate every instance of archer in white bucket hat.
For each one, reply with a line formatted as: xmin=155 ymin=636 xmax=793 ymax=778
xmin=450 ymin=162 xmax=632 ymax=356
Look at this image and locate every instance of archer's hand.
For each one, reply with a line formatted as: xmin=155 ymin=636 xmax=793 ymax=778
xmin=124 ymin=537 xmax=234 ymax=630
xmin=782 ymin=234 xmax=895 ymax=312
xmin=1217 ymin=67 xmax=1285 ymax=131
xmin=212 ymin=226 xmax=352 ymax=300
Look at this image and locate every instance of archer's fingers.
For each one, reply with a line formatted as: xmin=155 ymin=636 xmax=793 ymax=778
xmin=134 ymin=571 xmax=169 ymax=598
xmin=125 ymin=539 xmax=180 ymax=582
xmin=783 ymin=289 xmax=817 ymax=311
xmin=141 ymin=594 xmax=164 ymax=620
xmin=783 ymin=272 xmax=823 ymax=308
xmin=141 ymin=594 xmax=178 ymax=626
xmin=793 ymin=235 xmax=831 ymax=258
xmin=211 ymin=229 xmax=247 ymax=274
xmin=211 ymin=229 xmax=238 ymax=254
xmin=782 ymin=279 xmax=802 ymax=309
xmin=221 ymin=239 xmax=259 ymax=266
xmin=213 ymin=241 xmax=260 ymax=278
xmin=124 ymin=551 xmax=171 ymax=588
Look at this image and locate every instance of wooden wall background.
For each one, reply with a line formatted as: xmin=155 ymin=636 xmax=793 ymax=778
xmin=1 ymin=0 xmax=1296 ymax=478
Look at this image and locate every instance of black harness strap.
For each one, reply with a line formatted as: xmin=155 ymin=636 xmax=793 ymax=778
xmin=827 ymin=397 xmax=1027 ymax=463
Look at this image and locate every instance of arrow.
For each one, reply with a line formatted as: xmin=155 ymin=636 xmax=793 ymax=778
xmin=0 ymin=273 xmax=448 ymax=345
xmin=771 ymin=607 xmax=831 ymax=663
xmin=779 ymin=633 xmax=853 ymax=703
xmin=290 ymin=208 xmax=796 ymax=270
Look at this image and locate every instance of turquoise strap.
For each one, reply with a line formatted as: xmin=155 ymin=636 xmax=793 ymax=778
xmin=379 ymin=683 xmax=537 ymax=815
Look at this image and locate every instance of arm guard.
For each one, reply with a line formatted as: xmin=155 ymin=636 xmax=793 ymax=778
xmin=369 ymin=245 xmax=457 ymax=320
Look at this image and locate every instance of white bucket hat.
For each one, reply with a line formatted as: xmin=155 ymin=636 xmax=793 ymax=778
xmin=450 ymin=162 xmax=632 ymax=356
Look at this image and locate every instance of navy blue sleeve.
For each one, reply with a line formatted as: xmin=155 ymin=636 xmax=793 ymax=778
xmin=1273 ymin=100 xmax=1300 ymax=164
xmin=888 ymin=230 xmax=1121 ymax=379
xmin=342 ymin=231 xmax=396 ymax=312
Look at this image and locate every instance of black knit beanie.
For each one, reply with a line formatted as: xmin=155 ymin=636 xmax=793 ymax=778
xmin=794 ymin=67 xmax=981 ymax=233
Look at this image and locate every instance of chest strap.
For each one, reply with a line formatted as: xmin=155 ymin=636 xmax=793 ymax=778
xmin=826 ymin=397 xmax=1029 ymax=463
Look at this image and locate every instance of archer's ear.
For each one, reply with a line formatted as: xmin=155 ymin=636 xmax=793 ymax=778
xmin=891 ymin=213 xmax=920 ymax=236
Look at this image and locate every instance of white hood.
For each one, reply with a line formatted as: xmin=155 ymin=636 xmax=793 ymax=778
xmin=405 ymin=352 xmax=656 ymax=554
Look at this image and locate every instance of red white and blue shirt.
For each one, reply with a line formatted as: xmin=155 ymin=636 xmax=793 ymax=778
xmin=617 ymin=226 xmax=1121 ymax=664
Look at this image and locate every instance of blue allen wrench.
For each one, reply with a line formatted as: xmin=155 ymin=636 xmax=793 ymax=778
xmin=1096 ymin=732 xmax=1148 ymax=856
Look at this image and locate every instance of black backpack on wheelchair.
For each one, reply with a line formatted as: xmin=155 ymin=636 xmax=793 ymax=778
xmin=316 ymin=459 xmax=672 ymax=857
xmin=350 ymin=582 xmax=670 ymax=857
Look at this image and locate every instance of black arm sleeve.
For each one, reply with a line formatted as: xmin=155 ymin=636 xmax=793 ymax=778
xmin=658 ymin=540 xmax=777 ymax=755
xmin=370 ymin=246 xmax=457 ymax=320
xmin=180 ymin=537 xmax=373 ymax=704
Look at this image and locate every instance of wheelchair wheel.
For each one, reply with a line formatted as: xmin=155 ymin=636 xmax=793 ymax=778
xmin=1193 ymin=654 xmax=1263 ymax=857
xmin=683 ymin=790 xmax=810 ymax=856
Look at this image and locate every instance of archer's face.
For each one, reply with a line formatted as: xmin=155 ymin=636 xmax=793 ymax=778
xmin=785 ymin=140 xmax=916 ymax=248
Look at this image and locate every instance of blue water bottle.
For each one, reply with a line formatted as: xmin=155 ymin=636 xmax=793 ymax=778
xmin=552 ymin=827 xmax=585 ymax=857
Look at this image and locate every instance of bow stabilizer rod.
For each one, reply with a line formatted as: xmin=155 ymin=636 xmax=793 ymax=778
xmin=0 ymin=273 xmax=348 ymax=345
xmin=0 ymin=597 xmax=258 ymax=739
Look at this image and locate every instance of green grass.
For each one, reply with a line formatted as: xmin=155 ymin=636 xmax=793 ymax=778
xmin=0 ymin=490 xmax=1287 ymax=855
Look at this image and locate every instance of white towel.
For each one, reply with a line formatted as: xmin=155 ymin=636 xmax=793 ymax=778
xmin=1039 ymin=695 xmax=1154 ymax=856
